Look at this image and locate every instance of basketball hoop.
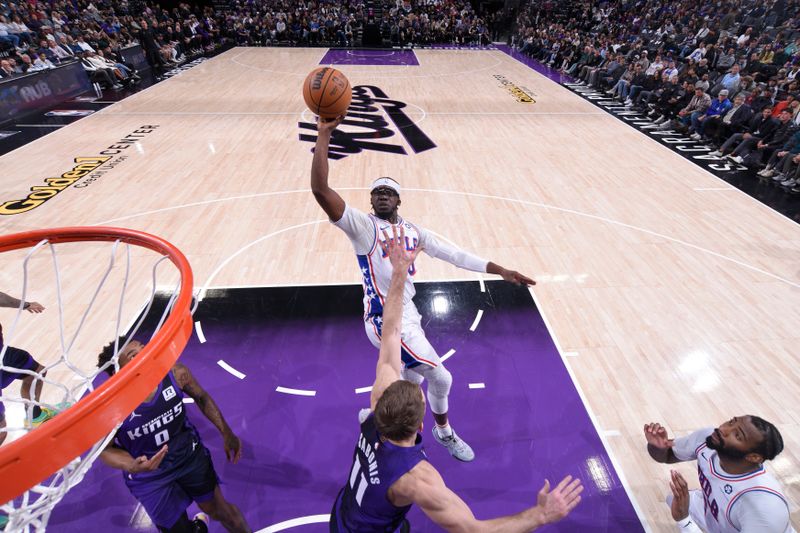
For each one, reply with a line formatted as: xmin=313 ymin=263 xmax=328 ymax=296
xmin=0 ymin=227 xmax=193 ymax=531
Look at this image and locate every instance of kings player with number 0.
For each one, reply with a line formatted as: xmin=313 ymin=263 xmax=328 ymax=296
xmin=97 ymin=339 xmax=251 ymax=533
xmin=311 ymin=115 xmax=536 ymax=462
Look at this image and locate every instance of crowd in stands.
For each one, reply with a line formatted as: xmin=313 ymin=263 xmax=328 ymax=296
xmin=223 ymin=0 xmax=501 ymax=48
xmin=513 ymin=0 xmax=800 ymax=192
xmin=0 ymin=0 xmax=225 ymax=89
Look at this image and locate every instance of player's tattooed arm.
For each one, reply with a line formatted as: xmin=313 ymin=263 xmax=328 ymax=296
xmin=100 ymin=442 xmax=168 ymax=473
xmin=644 ymin=423 xmax=681 ymax=464
xmin=311 ymin=115 xmax=346 ymax=221
xmin=173 ymin=363 xmax=242 ymax=464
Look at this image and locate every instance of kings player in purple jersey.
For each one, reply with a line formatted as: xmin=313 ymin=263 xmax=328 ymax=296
xmin=97 ymin=340 xmax=250 ymax=533
xmin=0 ymin=291 xmax=62 ymax=446
xmin=312 ymin=116 xmax=535 ymax=463
xmin=331 ymin=226 xmax=583 ymax=532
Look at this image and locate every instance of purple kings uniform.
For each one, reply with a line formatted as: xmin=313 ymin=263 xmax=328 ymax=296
xmin=331 ymin=413 xmax=427 ymax=532
xmin=0 ymin=323 xmax=40 ymax=419
xmin=114 ymin=371 xmax=219 ymax=530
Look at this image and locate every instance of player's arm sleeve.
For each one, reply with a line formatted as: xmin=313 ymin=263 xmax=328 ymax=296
xmin=417 ymin=227 xmax=488 ymax=273
xmin=730 ymin=491 xmax=791 ymax=532
xmin=672 ymin=428 xmax=714 ymax=461
xmin=332 ymin=204 xmax=375 ymax=255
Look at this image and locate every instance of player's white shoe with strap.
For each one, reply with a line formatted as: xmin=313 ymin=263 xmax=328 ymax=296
xmin=433 ymin=427 xmax=475 ymax=462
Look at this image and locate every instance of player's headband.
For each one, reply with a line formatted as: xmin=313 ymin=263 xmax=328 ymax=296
xmin=370 ymin=177 xmax=401 ymax=196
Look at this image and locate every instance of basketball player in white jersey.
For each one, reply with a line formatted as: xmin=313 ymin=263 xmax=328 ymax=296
xmin=644 ymin=417 xmax=793 ymax=532
xmin=311 ymin=116 xmax=535 ymax=462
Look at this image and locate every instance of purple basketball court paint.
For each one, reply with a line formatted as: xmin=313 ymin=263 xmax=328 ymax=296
xmin=320 ymin=49 xmax=419 ymax=66
xmin=48 ymin=282 xmax=643 ymax=531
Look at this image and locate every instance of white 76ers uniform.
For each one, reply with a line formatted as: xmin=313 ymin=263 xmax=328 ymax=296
xmin=671 ymin=428 xmax=794 ymax=533
xmin=333 ymin=205 xmax=488 ymax=371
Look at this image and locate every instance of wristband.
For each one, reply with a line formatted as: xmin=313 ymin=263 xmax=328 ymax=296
xmin=23 ymin=302 xmax=30 ymax=310
xmin=677 ymin=517 xmax=693 ymax=529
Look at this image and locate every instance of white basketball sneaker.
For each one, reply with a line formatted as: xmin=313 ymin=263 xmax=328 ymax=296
xmin=432 ymin=426 xmax=475 ymax=462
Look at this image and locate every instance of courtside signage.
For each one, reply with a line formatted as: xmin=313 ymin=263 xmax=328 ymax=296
xmin=299 ymin=85 xmax=436 ymax=160
xmin=0 ymin=125 xmax=159 ymax=215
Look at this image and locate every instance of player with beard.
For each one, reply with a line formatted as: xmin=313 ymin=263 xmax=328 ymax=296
xmin=311 ymin=115 xmax=535 ymax=462
xmin=644 ymin=418 xmax=793 ymax=532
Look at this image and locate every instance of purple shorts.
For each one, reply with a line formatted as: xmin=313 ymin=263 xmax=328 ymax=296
xmin=124 ymin=437 xmax=220 ymax=528
xmin=1 ymin=346 xmax=38 ymax=419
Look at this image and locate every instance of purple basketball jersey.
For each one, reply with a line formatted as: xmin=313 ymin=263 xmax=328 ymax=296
xmin=333 ymin=413 xmax=427 ymax=532
xmin=114 ymin=371 xmax=200 ymax=466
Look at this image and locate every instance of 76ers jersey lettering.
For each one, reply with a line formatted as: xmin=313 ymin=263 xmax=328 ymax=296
xmin=335 ymin=206 xmax=421 ymax=318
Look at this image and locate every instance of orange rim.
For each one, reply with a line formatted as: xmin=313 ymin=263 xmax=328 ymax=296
xmin=0 ymin=227 xmax=194 ymax=504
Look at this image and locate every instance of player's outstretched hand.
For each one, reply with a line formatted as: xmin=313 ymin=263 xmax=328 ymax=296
xmin=224 ymin=431 xmax=242 ymax=464
xmin=644 ymin=422 xmax=673 ymax=449
xmin=380 ymin=225 xmax=421 ymax=272
xmin=669 ymin=470 xmax=690 ymax=521
xmin=501 ymin=269 xmax=536 ymax=286
xmin=536 ymin=475 xmax=583 ymax=524
xmin=131 ymin=444 xmax=168 ymax=473
xmin=25 ymin=301 xmax=45 ymax=313
xmin=316 ymin=115 xmax=345 ymax=135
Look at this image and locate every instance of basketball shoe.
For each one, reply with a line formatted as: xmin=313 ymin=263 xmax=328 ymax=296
xmin=25 ymin=402 xmax=72 ymax=429
xmin=432 ymin=427 xmax=475 ymax=462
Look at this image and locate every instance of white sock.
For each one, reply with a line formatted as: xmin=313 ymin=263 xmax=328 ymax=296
xmin=436 ymin=423 xmax=453 ymax=438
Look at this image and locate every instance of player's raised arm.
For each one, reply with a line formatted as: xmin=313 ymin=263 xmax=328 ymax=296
xmin=370 ymin=226 xmax=420 ymax=411
xmin=643 ymin=422 xmax=682 ymax=464
xmin=173 ymin=363 xmax=242 ymax=464
xmin=310 ymin=116 xmax=346 ymax=221
xmin=403 ymin=461 xmax=582 ymax=533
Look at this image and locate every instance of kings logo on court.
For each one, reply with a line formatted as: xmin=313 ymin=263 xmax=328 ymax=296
xmin=298 ymin=85 xmax=436 ymax=160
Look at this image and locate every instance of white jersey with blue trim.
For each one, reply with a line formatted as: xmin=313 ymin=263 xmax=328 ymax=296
xmin=333 ymin=205 xmax=421 ymax=318
xmin=673 ymin=427 xmax=794 ymax=533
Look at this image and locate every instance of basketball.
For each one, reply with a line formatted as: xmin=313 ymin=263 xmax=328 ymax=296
xmin=302 ymin=67 xmax=352 ymax=119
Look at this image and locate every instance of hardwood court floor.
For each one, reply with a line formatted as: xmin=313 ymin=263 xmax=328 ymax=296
xmin=0 ymin=48 xmax=798 ymax=531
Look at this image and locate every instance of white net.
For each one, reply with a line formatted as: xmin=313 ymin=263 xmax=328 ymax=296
xmin=0 ymin=234 xmax=186 ymax=532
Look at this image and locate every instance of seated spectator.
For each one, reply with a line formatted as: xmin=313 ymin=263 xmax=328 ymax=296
xmin=759 ymin=128 xmax=800 ymax=182
xmin=79 ymin=50 xmax=122 ymax=90
xmin=711 ymin=106 xmax=775 ymax=158
xmin=750 ymin=110 xmax=799 ymax=165
xmin=645 ymin=75 xmax=682 ymax=122
xmin=32 ymin=52 xmax=56 ymax=71
xmin=0 ymin=59 xmax=15 ymax=78
xmin=749 ymin=88 xmax=775 ymax=113
xmin=47 ymin=39 xmax=73 ymax=62
xmin=705 ymin=93 xmax=753 ymax=144
xmin=8 ymin=16 xmax=34 ymax=46
xmin=772 ymin=94 xmax=797 ymax=117
xmin=18 ymin=53 xmax=35 ymax=74
xmin=716 ymin=47 xmax=737 ymax=72
xmin=0 ymin=18 xmax=22 ymax=51
xmin=691 ymin=90 xmax=733 ymax=140
xmin=75 ymin=35 xmax=95 ymax=53
xmin=712 ymin=65 xmax=741 ymax=96
xmin=674 ymin=84 xmax=711 ymax=132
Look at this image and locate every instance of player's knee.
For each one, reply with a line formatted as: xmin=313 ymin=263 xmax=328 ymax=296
xmin=425 ymin=366 xmax=452 ymax=414
xmin=427 ymin=365 xmax=452 ymax=397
